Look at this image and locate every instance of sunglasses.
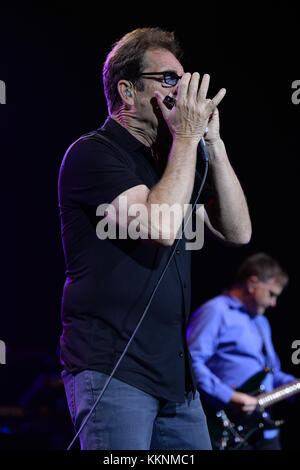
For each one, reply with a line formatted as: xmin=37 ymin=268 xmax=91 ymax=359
xmin=140 ymin=71 xmax=182 ymax=86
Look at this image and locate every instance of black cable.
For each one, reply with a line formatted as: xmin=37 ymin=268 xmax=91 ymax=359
xmin=66 ymin=141 xmax=209 ymax=450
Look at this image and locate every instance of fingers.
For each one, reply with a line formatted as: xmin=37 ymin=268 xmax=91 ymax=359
xmin=154 ymin=90 xmax=164 ymax=108
xmin=155 ymin=73 xmax=226 ymax=136
xmin=243 ymin=405 xmax=257 ymax=415
xmin=178 ymin=73 xmax=226 ymax=111
xmin=178 ymin=72 xmax=203 ymax=102
xmin=176 ymin=72 xmax=191 ymax=103
xmin=154 ymin=91 xmax=170 ymax=119
xmin=197 ymin=73 xmax=210 ymax=100
xmin=211 ymin=87 xmax=226 ymax=108
xmin=188 ymin=72 xmax=200 ymax=99
xmin=196 ymin=73 xmax=226 ymax=111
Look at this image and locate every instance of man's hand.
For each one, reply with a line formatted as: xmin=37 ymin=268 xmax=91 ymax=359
xmin=204 ymin=107 xmax=222 ymax=145
xmin=155 ymin=73 xmax=226 ymax=144
xmin=228 ymin=391 xmax=259 ymax=415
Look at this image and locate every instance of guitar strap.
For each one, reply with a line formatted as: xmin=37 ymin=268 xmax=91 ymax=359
xmin=254 ymin=319 xmax=273 ymax=370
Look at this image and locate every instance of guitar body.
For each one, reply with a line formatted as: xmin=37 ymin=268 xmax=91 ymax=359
xmin=205 ymin=369 xmax=283 ymax=450
xmin=236 ymin=368 xmax=270 ymax=394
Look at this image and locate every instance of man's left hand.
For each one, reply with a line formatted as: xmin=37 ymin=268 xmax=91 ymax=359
xmin=204 ymin=107 xmax=221 ymax=145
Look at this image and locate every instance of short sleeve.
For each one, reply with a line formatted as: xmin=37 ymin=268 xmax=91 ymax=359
xmin=58 ymin=136 xmax=145 ymax=211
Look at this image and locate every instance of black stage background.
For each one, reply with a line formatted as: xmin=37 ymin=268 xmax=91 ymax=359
xmin=0 ymin=2 xmax=299 ymax=451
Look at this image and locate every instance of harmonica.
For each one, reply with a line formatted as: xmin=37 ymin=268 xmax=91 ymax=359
xmin=163 ymin=96 xmax=176 ymax=109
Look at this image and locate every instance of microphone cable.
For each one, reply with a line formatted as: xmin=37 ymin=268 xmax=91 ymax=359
xmin=66 ymin=139 xmax=209 ymax=450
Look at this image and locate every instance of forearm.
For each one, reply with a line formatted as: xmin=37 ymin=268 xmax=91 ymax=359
xmin=111 ymin=73 xmax=226 ymax=246
xmin=146 ymin=137 xmax=198 ymax=242
xmin=206 ymin=139 xmax=252 ymax=244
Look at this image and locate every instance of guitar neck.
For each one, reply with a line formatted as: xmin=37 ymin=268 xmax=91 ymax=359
xmin=257 ymin=380 xmax=300 ymax=408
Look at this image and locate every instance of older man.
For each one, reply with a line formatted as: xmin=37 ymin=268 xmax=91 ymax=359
xmin=58 ymin=27 xmax=251 ymax=450
xmin=187 ymin=253 xmax=296 ymax=450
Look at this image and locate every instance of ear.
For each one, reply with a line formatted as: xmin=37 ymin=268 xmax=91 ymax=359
xmin=246 ymin=275 xmax=259 ymax=294
xmin=117 ymin=80 xmax=134 ymax=106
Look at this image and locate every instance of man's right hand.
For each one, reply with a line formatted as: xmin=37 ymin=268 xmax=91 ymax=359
xmin=228 ymin=391 xmax=259 ymax=415
xmin=155 ymin=73 xmax=226 ymax=144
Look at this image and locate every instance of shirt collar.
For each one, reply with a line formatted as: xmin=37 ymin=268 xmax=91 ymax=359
xmin=99 ymin=116 xmax=151 ymax=155
xmin=222 ymin=290 xmax=254 ymax=316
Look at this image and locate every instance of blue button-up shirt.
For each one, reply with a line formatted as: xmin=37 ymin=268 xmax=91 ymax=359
xmin=187 ymin=293 xmax=295 ymax=407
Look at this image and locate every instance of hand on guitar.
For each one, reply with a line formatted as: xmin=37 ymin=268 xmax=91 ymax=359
xmin=228 ymin=391 xmax=258 ymax=415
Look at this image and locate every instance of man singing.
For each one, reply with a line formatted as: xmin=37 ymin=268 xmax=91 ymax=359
xmin=58 ymin=27 xmax=251 ymax=450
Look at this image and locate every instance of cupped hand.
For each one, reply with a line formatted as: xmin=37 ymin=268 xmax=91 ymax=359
xmin=155 ymin=73 xmax=226 ymax=144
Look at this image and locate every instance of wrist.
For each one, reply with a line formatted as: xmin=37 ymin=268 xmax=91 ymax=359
xmin=172 ymin=135 xmax=200 ymax=150
xmin=205 ymin=137 xmax=223 ymax=149
xmin=205 ymin=138 xmax=227 ymax=163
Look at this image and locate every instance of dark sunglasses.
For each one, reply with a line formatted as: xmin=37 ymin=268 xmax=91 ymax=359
xmin=140 ymin=71 xmax=182 ymax=86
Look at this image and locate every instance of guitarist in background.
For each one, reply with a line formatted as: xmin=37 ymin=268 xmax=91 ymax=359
xmin=187 ymin=253 xmax=297 ymax=450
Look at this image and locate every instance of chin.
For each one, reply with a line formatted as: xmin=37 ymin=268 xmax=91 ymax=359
xmin=257 ymin=308 xmax=266 ymax=315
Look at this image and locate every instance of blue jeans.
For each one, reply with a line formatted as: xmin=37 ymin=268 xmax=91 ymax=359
xmin=62 ymin=369 xmax=212 ymax=450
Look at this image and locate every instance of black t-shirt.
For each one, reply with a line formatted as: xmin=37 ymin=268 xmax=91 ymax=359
xmin=58 ymin=117 xmax=213 ymax=402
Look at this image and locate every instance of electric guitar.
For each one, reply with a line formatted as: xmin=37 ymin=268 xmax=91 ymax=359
xmin=205 ymin=369 xmax=300 ymax=450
